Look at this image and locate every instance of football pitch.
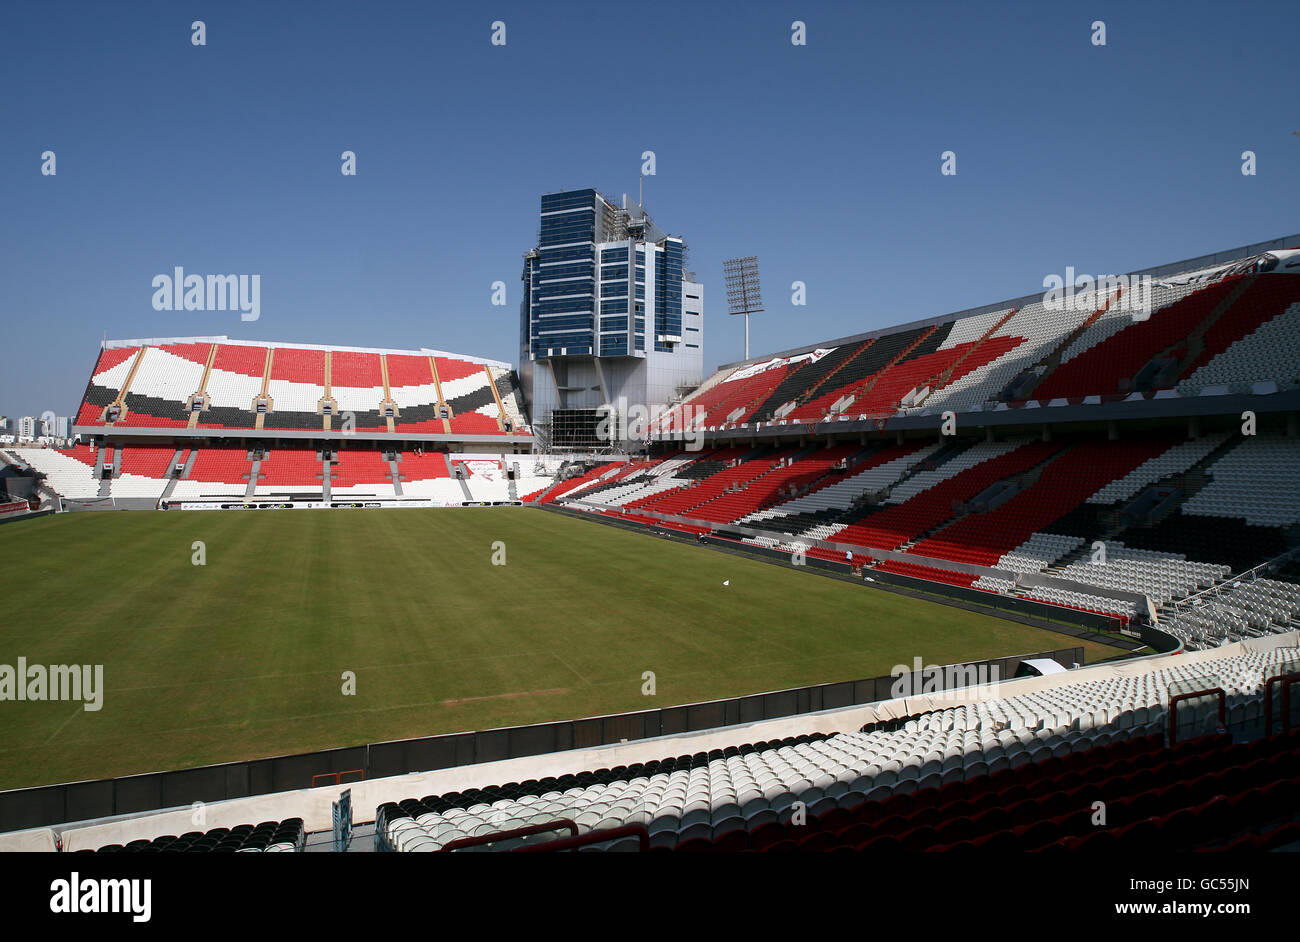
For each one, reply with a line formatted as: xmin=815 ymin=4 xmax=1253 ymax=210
xmin=0 ymin=508 xmax=1119 ymax=790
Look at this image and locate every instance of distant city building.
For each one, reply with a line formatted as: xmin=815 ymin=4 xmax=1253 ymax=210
xmin=519 ymin=188 xmax=703 ymax=449
xmin=18 ymin=416 xmax=36 ymax=441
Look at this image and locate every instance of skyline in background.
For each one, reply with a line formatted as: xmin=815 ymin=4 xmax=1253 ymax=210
xmin=2 ymin=0 xmax=1298 ymax=420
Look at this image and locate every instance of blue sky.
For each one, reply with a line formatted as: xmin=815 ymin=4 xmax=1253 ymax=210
xmin=1 ymin=0 xmax=1297 ymax=420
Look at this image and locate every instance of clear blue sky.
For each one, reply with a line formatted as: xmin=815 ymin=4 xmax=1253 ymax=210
xmin=2 ymin=0 xmax=1297 ymax=421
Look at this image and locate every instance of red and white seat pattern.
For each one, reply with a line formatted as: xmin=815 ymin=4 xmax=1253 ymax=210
xmin=5 ymin=446 xmax=102 ymax=498
xmin=74 ymin=339 xmax=527 ymax=437
xmin=663 ymin=260 xmax=1300 ymax=427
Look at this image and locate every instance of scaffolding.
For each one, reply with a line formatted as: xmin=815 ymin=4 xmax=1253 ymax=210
xmin=547 ymin=407 xmax=608 ymax=451
xmin=544 ymin=408 xmax=637 ymax=456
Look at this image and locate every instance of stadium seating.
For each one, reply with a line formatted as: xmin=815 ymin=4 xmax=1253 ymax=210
xmin=199 ymin=343 xmax=266 ymax=429
xmin=1176 ymin=278 xmax=1300 ymax=386
xmin=72 ymin=339 xmax=529 ymax=437
xmin=5 ymin=447 xmax=102 ymax=499
xmin=264 ymin=346 xmax=326 ymax=430
xmin=680 ymin=445 xmax=860 ymax=523
xmin=1086 ymin=434 xmax=1228 ymax=505
xmin=740 ymin=442 xmax=942 ymax=533
xmin=1180 ymin=437 xmax=1300 ymax=527
xmin=825 ymin=440 xmax=1059 ymax=552
xmin=655 ymin=258 xmax=1299 ymax=421
xmin=676 ymin=732 xmax=1300 ymax=852
xmin=330 ymin=449 xmax=392 ymax=489
xmin=670 ymin=358 xmax=794 ymax=428
xmin=1032 ymin=276 xmax=1247 ymax=400
xmin=905 ymin=440 xmax=1166 ymax=567
xmin=1168 ymin=577 xmax=1300 ymax=648
xmin=922 ymin=298 xmax=1089 ymax=413
xmin=1052 ymin=544 xmax=1229 ymax=608
xmin=1178 ymin=301 xmax=1300 ymax=395
xmin=397 ymin=450 xmax=466 ymax=503
xmin=629 ymin=450 xmax=797 ymax=518
xmin=373 ymin=639 xmax=1300 ymax=852
xmin=543 ymin=428 xmax=1297 ymax=632
xmin=107 ymin=445 xmax=177 ymax=500
xmin=169 ymin=448 xmax=252 ymax=500
xmin=535 ymin=462 xmax=628 ymax=504
xmin=980 ymin=532 xmax=1083 ymax=576
xmin=86 ymin=818 xmax=305 ymax=854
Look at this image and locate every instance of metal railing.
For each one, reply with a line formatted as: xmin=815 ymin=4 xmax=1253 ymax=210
xmin=1167 ymin=547 xmax=1300 ymax=618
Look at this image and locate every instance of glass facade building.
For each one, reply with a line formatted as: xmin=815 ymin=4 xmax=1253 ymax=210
xmin=519 ymin=188 xmax=703 ymax=448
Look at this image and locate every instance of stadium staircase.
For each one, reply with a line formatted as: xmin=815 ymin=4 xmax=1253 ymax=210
xmin=739 ymin=441 xmax=967 ymax=545
xmin=749 ymin=348 xmax=868 ymax=423
xmin=94 ymin=447 xmax=111 ymax=498
xmin=699 ymin=365 xmax=792 ymax=427
xmin=822 ymin=441 xmax=1062 ymax=555
xmin=929 ymin=307 xmax=1020 ymax=395
xmin=184 ymin=343 xmax=218 ymax=430
xmin=672 ymin=448 xmax=833 ymax=524
xmin=155 ymin=448 xmax=188 ymax=504
xmin=789 ymin=339 xmax=876 ymax=409
xmin=452 ymin=462 xmax=473 ymax=501
xmin=721 ymin=363 xmax=815 ymax=426
xmin=244 ymin=453 xmax=262 ymax=500
xmin=812 ymin=325 xmax=939 ymax=422
xmin=389 ymin=456 xmax=404 ymax=497
xmin=1138 ymin=274 xmax=1259 ymax=392
xmin=1033 ymin=276 xmax=1247 ymax=400
xmin=1001 ymin=291 xmax=1121 ymax=402
xmin=637 ymin=452 xmax=794 ymax=519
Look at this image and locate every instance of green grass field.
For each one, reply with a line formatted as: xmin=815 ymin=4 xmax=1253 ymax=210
xmin=0 ymin=508 xmax=1119 ymax=790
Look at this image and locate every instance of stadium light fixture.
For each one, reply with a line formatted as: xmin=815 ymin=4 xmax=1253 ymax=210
xmin=723 ymin=256 xmax=764 ymax=361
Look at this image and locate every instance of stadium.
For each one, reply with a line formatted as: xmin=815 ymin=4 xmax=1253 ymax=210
xmin=3 ymin=231 xmax=1299 ymax=862
xmin=2 ymin=9 xmax=1300 ymax=920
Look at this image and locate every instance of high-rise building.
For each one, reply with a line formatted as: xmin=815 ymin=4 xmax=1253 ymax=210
xmin=18 ymin=416 xmax=36 ymax=441
xmin=519 ymin=188 xmax=703 ymax=449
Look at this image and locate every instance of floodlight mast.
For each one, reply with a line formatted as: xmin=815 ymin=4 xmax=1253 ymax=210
xmin=723 ymin=256 xmax=764 ymax=361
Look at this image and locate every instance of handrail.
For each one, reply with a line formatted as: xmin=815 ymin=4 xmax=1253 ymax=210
xmin=1263 ymin=671 xmax=1300 ymax=737
xmin=1169 ymin=547 xmax=1300 ymax=616
xmin=310 ymin=769 xmax=365 ymax=788
xmin=1167 ymin=687 xmax=1225 ymax=746
xmin=511 ymin=824 xmax=649 ymax=853
xmin=438 ymin=818 xmax=578 ymax=852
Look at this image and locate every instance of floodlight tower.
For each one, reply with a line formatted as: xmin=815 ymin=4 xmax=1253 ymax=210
xmin=723 ymin=256 xmax=764 ymax=361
